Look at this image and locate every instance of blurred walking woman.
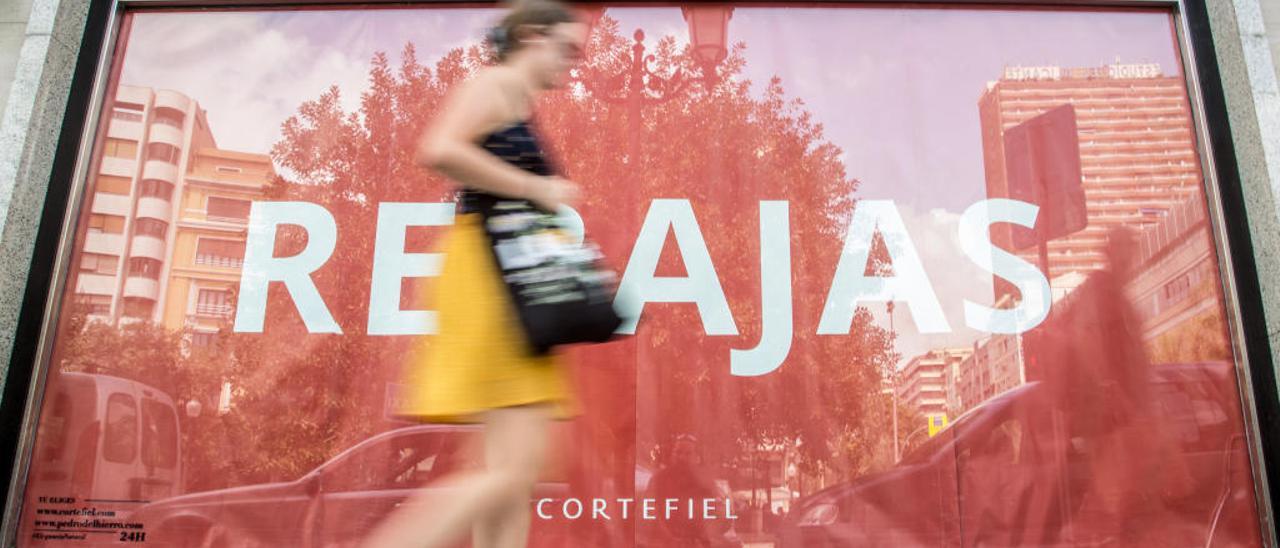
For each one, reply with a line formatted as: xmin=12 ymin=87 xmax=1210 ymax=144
xmin=362 ymin=2 xmax=586 ymax=547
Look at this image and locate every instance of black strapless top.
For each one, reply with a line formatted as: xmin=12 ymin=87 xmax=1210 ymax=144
xmin=458 ymin=119 xmax=555 ymax=214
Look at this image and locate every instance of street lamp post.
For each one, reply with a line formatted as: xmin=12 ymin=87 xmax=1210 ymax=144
xmin=888 ymin=301 xmax=899 ymax=463
xmin=577 ymin=7 xmax=733 ymax=179
xmin=570 ymin=12 xmax=732 ymax=543
xmin=579 ymin=28 xmax=690 ymax=175
xmin=574 ymin=3 xmax=733 ymax=449
xmin=682 ymin=6 xmax=734 ymax=87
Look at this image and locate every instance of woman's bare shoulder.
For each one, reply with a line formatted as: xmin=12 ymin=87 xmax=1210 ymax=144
xmin=462 ymin=66 xmax=517 ymax=94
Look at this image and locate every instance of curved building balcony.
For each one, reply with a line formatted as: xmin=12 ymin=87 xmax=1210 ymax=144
xmin=154 ymin=90 xmax=191 ymax=114
xmin=147 ymin=122 xmax=184 ymax=148
xmin=130 ymin=234 xmax=167 ymax=261
xmin=136 ymin=196 xmax=172 ymax=221
xmin=142 ymin=160 xmax=178 ymax=184
xmin=122 ymin=276 xmax=160 ymax=301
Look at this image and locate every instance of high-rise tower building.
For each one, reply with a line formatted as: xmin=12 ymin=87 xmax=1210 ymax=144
xmin=979 ymin=63 xmax=1202 ymax=283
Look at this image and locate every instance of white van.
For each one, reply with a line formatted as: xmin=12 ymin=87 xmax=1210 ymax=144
xmin=29 ymin=372 xmax=182 ymax=509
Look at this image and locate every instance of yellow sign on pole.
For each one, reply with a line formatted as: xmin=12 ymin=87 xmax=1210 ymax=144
xmin=928 ymin=415 xmax=949 ymax=437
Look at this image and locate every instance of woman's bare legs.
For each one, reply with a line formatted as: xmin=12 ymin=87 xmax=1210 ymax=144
xmin=475 ymin=406 xmax=544 ymax=548
xmin=360 ymin=403 xmax=552 ymax=548
xmin=472 ymin=494 xmax=515 ymax=548
xmin=472 ymin=479 xmax=532 ymax=548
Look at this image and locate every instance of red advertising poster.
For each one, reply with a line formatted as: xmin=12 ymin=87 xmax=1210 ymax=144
xmin=8 ymin=3 xmax=1267 ymax=547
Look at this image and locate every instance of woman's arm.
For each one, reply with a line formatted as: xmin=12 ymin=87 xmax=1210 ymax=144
xmin=416 ymin=71 xmax=575 ymax=209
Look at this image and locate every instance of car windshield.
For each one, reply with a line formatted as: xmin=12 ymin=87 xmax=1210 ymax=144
xmin=898 ymin=388 xmax=1028 ymax=466
xmin=899 ymin=429 xmax=956 ymax=466
xmin=320 ymin=430 xmax=477 ymax=492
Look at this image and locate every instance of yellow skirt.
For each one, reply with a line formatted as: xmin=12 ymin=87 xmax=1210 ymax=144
xmin=397 ymin=213 xmax=579 ymax=423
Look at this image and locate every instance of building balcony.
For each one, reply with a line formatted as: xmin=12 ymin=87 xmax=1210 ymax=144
xmin=193 ymin=254 xmax=244 ymax=269
xmin=130 ymin=234 xmax=166 ymax=261
xmin=99 ymin=156 xmax=137 ymax=178
xmin=115 ymin=85 xmax=150 ymax=105
xmin=90 ymin=192 xmax=132 ymax=217
xmin=154 ymin=90 xmax=191 ymax=114
xmin=193 ymin=303 xmax=234 ymax=318
xmin=107 ymin=119 xmax=144 ymax=141
xmin=75 ymin=273 xmax=117 ymax=295
xmin=142 ymin=160 xmax=178 ymax=184
xmin=147 ymin=122 xmax=184 ymax=148
xmin=136 ymin=196 xmax=172 ymax=221
xmin=122 ymin=276 xmax=160 ymax=300
xmin=83 ymin=231 xmax=125 ymax=256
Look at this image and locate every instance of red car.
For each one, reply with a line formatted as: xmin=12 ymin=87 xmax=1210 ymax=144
xmin=778 ymin=362 xmax=1264 ymax=547
xmin=131 ymin=424 xmax=573 ymax=547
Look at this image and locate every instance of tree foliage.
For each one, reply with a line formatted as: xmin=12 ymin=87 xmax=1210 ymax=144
xmin=49 ymin=18 xmax=901 ymax=496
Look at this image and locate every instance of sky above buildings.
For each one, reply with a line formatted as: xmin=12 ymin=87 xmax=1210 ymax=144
xmin=117 ymin=5 xmax=1186 ymax=365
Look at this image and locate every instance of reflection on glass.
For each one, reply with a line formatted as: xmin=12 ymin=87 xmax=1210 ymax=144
xmin=11 ymin=4 xmax=1265 ymax=547
xmin=103 ymin=394 xmax=137 ymax=465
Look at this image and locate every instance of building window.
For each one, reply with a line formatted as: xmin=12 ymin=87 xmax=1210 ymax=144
xmin=128 ymin=257 xmax=163 ymax=280
xmin=104 ymin=138 xmax=138 ymax=159
xmin=195 ymin=238 xmax=245 ymax=268
xmin=96 ymin=175 xmax=132 ymax=195
xmin=139 ymin=179 xmax=174 ymax=200
xmin=74 ymin=294 xmax=112 ymax=316
xmin=134 ymin=218 xmax=168 ymax=239
xmin=80 ymin=253 xmax=119 ymax=276
xmin=87 ymin=214 xmax=126 ymax=234
xmin=196 ymin=288 xmax=233 ymax=317
xmin=111 ymin=108 xmax=143 ymax=123
xmin=153 ymin=108 xmax=185 ymax=129
xmin=103 ymin=394 xmax=137 ymax=464
xmin=121 ymin=297 xmax=154 ymax=319
xmin=153 ymin=115 xmax=182 ymax=129
xmin=1161 ymin=274 xmax=1191 ymax=305
xmin=147 ymin=143 xmax=181 ymax=165
xmin=114 ymin=101 xmax=144 ymax=113
xmin=206 ymin=197 xmax=252 ymax=222
xmin=140 ymin=399 xmax=178 ymax=469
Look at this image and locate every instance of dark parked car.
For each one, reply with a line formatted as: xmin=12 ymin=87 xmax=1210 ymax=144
xmin=131 ymin=424 xmax=572 ymax=548
xmin=778 ymin=362 xmax=1262 ymax=547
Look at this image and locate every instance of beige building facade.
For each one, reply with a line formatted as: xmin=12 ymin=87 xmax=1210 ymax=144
xmin=70 ymin=85 xmax=266 ymax=346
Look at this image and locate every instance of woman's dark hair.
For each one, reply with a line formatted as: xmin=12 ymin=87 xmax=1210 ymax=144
xmin=487 ymin=0 xmax=578 ymax=61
